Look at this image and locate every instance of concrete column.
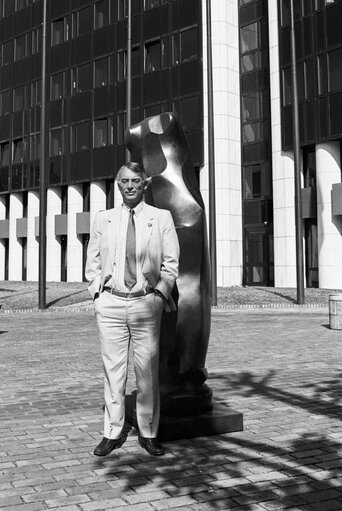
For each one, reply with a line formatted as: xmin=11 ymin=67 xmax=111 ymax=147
xmin=316 ymin=142 xmax=342 ymax=288
xmin=46 ymin=188 xmax=61 ymax=281
xmin=9 ymin=193 xmax=23 ymax=280
xmin=201 ymin=0 xmax=242 ymax=286
xmin=67 ymin=185 xmax=83 ymax=282
xmin=0 ymin=196 xmax=7 ymax=280
xmin=90 ymin=181 xmax=106 ymax=229
xmin=268 ymin=0 xmax=297 ymax=287
xmin=26 ymin=191 xmax=39 ymax=281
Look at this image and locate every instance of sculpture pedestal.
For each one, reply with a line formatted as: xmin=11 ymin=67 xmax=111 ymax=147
xmin=125 ymin=395 xmax=243 ymax=441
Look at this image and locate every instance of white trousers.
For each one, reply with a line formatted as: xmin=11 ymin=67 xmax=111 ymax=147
xmin=95 ymin=291 xmax=163 ymax=439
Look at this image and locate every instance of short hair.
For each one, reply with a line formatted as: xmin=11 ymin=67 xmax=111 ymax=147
xmin=117 ymin=161 xmax=146 ymax=181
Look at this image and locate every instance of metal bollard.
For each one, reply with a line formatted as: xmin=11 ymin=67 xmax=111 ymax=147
xmin=329 ymin=295 xmax=342 ymax=330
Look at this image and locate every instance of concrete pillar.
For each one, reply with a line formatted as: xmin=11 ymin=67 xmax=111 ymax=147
xmin=90 ymin=181 xmax=106 ymax=229
xmin=67 ymin=185 xmax=83 ymax=282
xmin=0 ymin=196 xmax=7 ymax=280
xmin=46 ymin=188 xmax=61 ymax=281
xmin=201 ymin=0 xmax=242 ymax=286
xmin=26 ymin=191 xmax=39 ymax=281
xmin=268 ymin=0 xmax=297 ymax=287
xmin=316 ymin=142 xmax=342 ymax=288
xmin=8 ymin=194 xmax=23 ymax=280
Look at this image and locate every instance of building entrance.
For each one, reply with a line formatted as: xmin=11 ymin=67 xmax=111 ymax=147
xmin=244 ymin=225 xmax=274 ymax=286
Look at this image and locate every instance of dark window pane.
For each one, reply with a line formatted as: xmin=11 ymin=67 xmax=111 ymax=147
xmin=145 ymin=40 xmax=161 ymax=72
xmin=179 ymin=96 xmax=200 ymax=130
xmin=145 ymin=0 xmax=167 ymax=9
xmin=52 ymin=18 xmax=65 ymax=46
xmin=327 ymin=3 xmax=342 ymax=48
xmin=94 ymin=58 xmax=108 ymax=87
xmin=172 ymin=34 xmax=180 ymax=65
xmin=94 ymin=118 xmax=111 ymax=147
xmin=281 ymin=0 xmax=290 ymax=26
xmin=180 ymin=27 xmax=198 ymax=64
xmin=31 ymin=80 xmax=41 ymax=107
xmin=50 ymin=129 xmax=63 ymax=156
xmin=4 ymin=0 xmax=14 ymax=16
xmin=0 ymin=142 xmax=10 ymax=166
xmin=132 ymin=46 xmax=140 ymax=76
xmin=240 ymin=22 xmax=259 ymax=54
xmin=16 ymin=0 xmax=27 ymax=11
xmin=305 ymin=59 xmax=314 ymax=99
xmin=0 ymin=90 xmax=12 ymax=115
xmin=51 ymin=72 xmax=64 ymax=101
xmin=13 ymin=138 xmax=25 ymax=164
xmin=242 ymin=91 xmax=262 ymax=122
xmin=118 ymin=0 xmax=127 ymax=20
xmin=118 ymin=51 xmax=126 ymax=81
xmin=283 ymin=67 xmax=292 ymax=106
xmin=30 ymin=134 xmax=40 ymax=161
xmin=72 ymin=64 xmax=90 ymax=94
xmin=15 ymin=34 xmax=26 ymax=60
xmin=329 ymin=47 xmax=342 ymax=92
xmin=94 ymin=0 xmax=108 ymax=29
xmin=244 ymin=165 xmax=264 ymax=198
xmin=303 ymin=17 xmax=312 ymax=56
xmin=32 ymin=27 xmax=41 ymax=54
xmin=242 ymin=122 xmax=263 ymax=143
xmin=2 ymin=40 xmax=13 ymax=65
xmin=78 ymin=6 xmax=91 ymax=36
xmin=317 ymin=53 xmax=327 ymax=95
xmin=13 ymin=86 xmax=25 ymax=111
xmin=71 ymin=122 xmax=90 ymax=152
xmin=241 ymin=51 xmax=261 ymax=73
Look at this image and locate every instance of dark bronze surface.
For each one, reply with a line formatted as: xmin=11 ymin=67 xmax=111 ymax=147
xmin=125 ymin=113 xmax=212 ymax=415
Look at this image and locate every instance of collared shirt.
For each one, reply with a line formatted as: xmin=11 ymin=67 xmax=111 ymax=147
xmin=105 ymin=200 xmax=149 ymax=292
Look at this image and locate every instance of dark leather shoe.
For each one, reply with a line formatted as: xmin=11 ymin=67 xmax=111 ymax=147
xmin=138 ymin=435 xmax=165 ymax=456
xmin=93 ymin=437 xmax=122 ymax=456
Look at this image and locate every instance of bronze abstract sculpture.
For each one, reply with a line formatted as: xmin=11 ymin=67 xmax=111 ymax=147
xmin=125 ymin=113 xmax=212 ymax=416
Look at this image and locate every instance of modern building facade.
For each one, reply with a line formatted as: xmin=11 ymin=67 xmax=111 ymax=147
xmin=0 ymin=0 xmax=342 ymax=289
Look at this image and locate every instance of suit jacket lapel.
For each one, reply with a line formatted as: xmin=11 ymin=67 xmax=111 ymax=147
xmin=107 ymin=208 xmax=121 ymax=265
xmin=141 ymin=206 xmax=154 ymax=266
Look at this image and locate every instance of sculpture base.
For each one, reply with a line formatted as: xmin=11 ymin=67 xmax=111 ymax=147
xmin=160 ymin=383 xmax=213 ymax=416
xmin=125 ymin=395 xmax=243 ymax=442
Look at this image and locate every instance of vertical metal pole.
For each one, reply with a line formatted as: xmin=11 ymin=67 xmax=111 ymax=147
xmin=206 ymin=0 xmax=217 ymax=306
xmin=290 ymin=0 xmax=305 ymax=304
xmin=38 ymin=0 xmax=47 ymax=310
xmin=126 ymin=0 xmax=132 ymax=162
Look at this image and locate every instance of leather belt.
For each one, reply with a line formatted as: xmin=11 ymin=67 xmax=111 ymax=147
xmin=103 ymin=287 xmax=154 ymax=298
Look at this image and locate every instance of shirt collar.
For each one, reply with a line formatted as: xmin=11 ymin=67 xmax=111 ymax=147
xmin=122 ymin=200 xmax=144 ymax=215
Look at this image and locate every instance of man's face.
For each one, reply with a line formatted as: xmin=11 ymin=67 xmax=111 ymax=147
xmin=117 ymin=167 xmax=145 ymax=208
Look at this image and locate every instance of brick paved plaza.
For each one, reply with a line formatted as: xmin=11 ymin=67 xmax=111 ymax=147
xmin=1 ymin=306 xmax=342 ymax=510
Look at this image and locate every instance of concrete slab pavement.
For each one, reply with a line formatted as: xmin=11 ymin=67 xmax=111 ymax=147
xmin=1 ymin=306 xmax=342 ymax=510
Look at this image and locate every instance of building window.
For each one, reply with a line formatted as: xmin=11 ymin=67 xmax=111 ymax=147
xmin=241 ymin=51 xmax=261 ymax=73
xmin=13 ymin=85 xmax=25 ymax=112
xmin=71 ymin=122 xmax=90 ymax=153
xmin=240 ymin=22 xmax=259 ymax=54
xmin=94 ymin=0 xmax=109 ymax=29
xmin=243 ymin=165 xmax=269 ymax=199
xmin=15 ymin=34 xmax=27 ymax=61
xmin=242 ymin=91 xmax=262 ymax=122
xmin=2 ymin=40 xmax=13 ymax=65
xmin=145 ymin=39 xmax=167 ymax=73
xmin=50 ymin=128 xmax=64 ymax=156
xmin=30 ymin=133 xmax=40 ymax=161
xmin=51 ymin=17 xmax=67 ymax=46
xmin=13 ymin=138 xmax=25 ymax=164
xmin=144 ymin=0 xmax=167 ymax=10
xmin=50 ymin=72 xmax=64 ymax=101
xmin=172 ymin=27 xmax=198 ymax=65
xmin=0 ymin=142 xmax=10 ymax=167
xmin=0 ymin=90 xmax=12 ymax=115
xmin=118 ymin=0 xmax=127 ymax=20
xmin=71 ymin=63 xmax=90 ymax=94
xmin=328 ymin=47 xmax=342 ymax=92
xmin=4 ymin=0 xmax=15 ymax=17
xmin=32 ymin=27 xmax=41 ymax=54
xmin=31 ymin=80 xmax=41 ymax=108
xmin=72 ymin=6 xmax=91 ymax=38
xmin=15 ymin=0 xmax=28 ymax=11
xmin=94 ymin=118 xmax=113 ymax=147
xmin=94 ymin=57 xmax=108 ymax=87
xmin=118 ymin=46 xmax=140 ymax=81
xmin=242 ymin=122 xmax=263 ymax=144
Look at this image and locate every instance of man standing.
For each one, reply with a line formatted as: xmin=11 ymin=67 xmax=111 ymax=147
xmin=86 ymin=162 xmax=179 ymax=457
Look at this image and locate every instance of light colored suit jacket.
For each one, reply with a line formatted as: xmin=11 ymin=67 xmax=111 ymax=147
xmin=85 ymin=202 xmax=180 ymax=312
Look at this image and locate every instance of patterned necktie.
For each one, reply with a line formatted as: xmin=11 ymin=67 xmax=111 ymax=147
xmin=124 ymin=209 xmax=137 ymax=290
